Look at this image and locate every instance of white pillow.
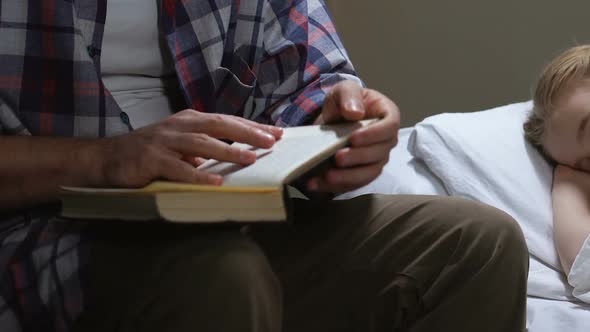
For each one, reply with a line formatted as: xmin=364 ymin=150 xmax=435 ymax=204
xmin=410 ymin=101 xmax=559 ymax=269
xmin=410 ymin=101 xmax=581 ymax=301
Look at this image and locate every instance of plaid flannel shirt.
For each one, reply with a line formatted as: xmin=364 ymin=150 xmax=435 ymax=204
xmin=0 ymin=0 xmax=360 ymax=331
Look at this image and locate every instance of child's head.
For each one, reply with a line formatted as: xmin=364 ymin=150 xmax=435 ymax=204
xmin=524 ymin=45 xmax=590 ymax=170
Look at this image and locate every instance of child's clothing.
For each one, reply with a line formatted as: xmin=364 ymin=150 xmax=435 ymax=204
xmin=569 ymin=235 xmax=590 ymax=303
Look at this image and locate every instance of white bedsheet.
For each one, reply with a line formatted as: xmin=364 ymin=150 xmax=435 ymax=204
xmin=527 ymin=297 xmax=590 ymax=332
xmin=340 ymin=124 xmax=590 ymax=331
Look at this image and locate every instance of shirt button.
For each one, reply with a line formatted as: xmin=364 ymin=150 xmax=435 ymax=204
xmin=120 ymin=112 xmax=130 ymax=125
xmin=86 ymin=45 xmax=97 ymax=58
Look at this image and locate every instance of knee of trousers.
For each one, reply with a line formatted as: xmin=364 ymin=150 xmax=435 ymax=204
xmin=427 ymin=196 xmax=529 ymax=271
xmin=410 ymin=197 xmax=528 ymax=268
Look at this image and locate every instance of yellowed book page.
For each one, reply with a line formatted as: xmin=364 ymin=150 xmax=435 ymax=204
xmin=156 ymin=190 xmax=286 ymax=222
xmin=198 ymin=120 xmax=375 ymax=187
xmin=61 ymin=181 xmax=278 ymax=194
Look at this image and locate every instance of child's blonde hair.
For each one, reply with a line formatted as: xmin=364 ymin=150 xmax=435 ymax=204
xmin=524 ymin=45 xmax=590 ymax=155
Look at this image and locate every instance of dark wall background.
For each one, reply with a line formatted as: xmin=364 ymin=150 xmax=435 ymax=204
xmin=326 ymin=1 xmax=590 ymax=126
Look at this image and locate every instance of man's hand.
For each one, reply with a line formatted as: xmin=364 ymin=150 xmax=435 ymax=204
xmin=308 ymin=81 xmax=401 ymax=193
xmin=97 ymin=109 xmax=283 ymax=188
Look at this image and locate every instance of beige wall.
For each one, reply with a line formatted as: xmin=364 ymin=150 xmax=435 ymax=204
xmin=325 ymin=1 xmax=590 ymax=126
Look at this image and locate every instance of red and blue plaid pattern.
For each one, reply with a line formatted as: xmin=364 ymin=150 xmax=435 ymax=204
xmin=0 ymin=209 xmax=89 ymax=332
xmin=160 ymin=0 xmax=361 ymax=126
xmin=0 ymin=0 xmax=360 ymax=331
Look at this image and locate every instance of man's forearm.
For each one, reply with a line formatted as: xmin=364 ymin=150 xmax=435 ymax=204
xmin=0 ymin=136 xmax=105 ymax=210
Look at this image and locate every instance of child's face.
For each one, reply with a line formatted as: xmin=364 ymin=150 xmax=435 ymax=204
xmin=545 ymin=78 xmax=590 ymax=171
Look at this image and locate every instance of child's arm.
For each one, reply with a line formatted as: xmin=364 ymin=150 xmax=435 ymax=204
xmin=552 ymin=165 xmax=590 ymax=274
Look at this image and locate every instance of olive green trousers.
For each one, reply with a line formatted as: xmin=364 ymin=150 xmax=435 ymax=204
xmin=74 ymin=195 xmax=528 ymax=332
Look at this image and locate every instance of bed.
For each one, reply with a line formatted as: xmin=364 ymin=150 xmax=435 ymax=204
xmin=337 ymin=101 xmax=590 ymax=331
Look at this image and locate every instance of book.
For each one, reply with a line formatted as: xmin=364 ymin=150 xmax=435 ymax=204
xmin=60 ymin=119 xmax=375 ymax=223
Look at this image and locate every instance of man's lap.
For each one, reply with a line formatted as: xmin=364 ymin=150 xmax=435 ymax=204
xmin=0 ymin=194 xmax=527 ymax=332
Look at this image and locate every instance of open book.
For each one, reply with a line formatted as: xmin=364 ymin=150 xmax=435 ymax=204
xmin=60 ymin=119 xmax=374 ymax=223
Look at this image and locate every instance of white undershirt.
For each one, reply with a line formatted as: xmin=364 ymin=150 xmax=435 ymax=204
xmin=101 ymin=0 xmax=184 ymax=129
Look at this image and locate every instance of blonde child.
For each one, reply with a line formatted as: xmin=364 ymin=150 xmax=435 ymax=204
xmin=525 ymin=45 xmax=590 ymax=302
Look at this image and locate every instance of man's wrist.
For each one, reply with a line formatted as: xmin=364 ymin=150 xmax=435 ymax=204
xmin=71 ymin=138 xmax=110 ymax=187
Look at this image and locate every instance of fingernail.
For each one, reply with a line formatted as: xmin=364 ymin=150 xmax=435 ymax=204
xmin=257 ymin=129 xmax=275 ymax=142
xmin=346 ymin=99 xmax=363 ymax=114
xmin=208 ymin=174 xmax=223 ymax=185
xmin=240 ymin=150 xmax=256 ymax=164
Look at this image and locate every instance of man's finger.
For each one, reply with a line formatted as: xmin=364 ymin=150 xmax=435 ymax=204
xmin=165 ymin=132 xmax=257 ymax=165
xmin=157 ymin=155 xmax=223 ymax=185
xmin=317 ymin=81 xmax=365 ymax=124
xmin=349 ymin=89 xmax=401 ymax=147
xmin=182 ymin=156 xmax=208 ymax=168
xmin=231 ymin=116 xmax=284 ymax=139
xmin=334 ymin=143 xmax=393 ymax=168
xmin=349 ymin=117 xmax=399 ymax=148
xmin=307 ymin=162 xmax=386 ymax=193
xmin=170 ymin=110 xmax=278 ymax=149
